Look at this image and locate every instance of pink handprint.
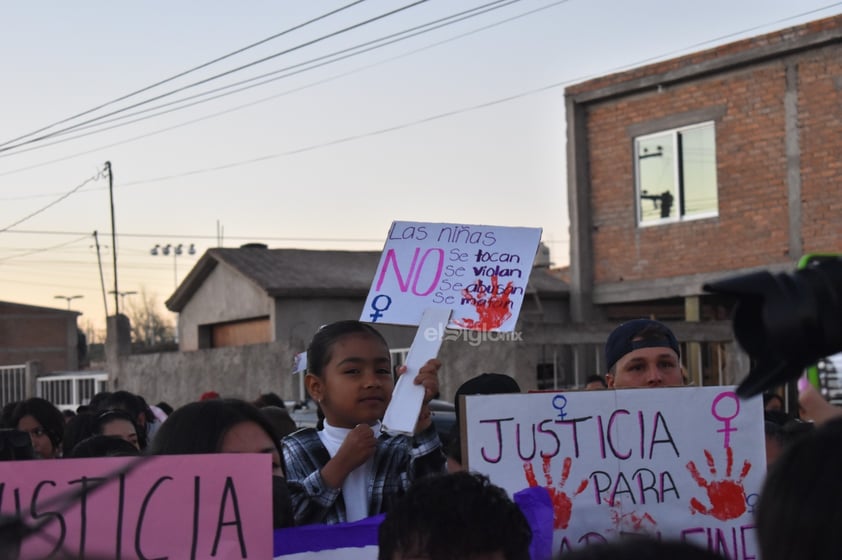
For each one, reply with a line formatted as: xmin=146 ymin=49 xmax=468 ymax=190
xmin=523 ymin=455 xmax=588 ymax=529
xmin=686 ymin=446 xmax=752 ymax=521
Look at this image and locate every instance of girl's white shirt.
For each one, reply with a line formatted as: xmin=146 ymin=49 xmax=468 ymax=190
xmin=318 ymin=419 xmax=379 ymax=522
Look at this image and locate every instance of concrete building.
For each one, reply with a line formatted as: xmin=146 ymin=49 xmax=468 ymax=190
xmin=107 ymin=246 xmax=569 ymax=407
xmin=0 ymin=301 xmax=81 ymax=372
xmin=564 ymin=14 xmax=842 ymax=385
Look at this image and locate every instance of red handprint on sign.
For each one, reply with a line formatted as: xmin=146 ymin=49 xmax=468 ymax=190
xmin=610 ymin=503 xmax=658 ymax=534
xmin=686 ymin=446 xmax=752 ymax=521
xmin=453 ymin=275 xmax=514 ymax=331
xmin=523 ymin=455 xmax=588 ymax=529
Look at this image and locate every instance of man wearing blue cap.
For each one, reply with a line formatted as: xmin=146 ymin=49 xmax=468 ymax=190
xmin=604 ymin=319 xmax=685 ymax=388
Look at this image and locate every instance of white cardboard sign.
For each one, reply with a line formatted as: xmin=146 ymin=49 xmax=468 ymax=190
xmin=360 ymin=221 xmax=542 ymax=332
xmin=463 ymin=387 xmax=765 ymax=558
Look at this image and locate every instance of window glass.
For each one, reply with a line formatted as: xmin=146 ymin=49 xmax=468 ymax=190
xmin=637 ymin=133 xmax=675 ymax=223
xmin=635 ymin=122 xmax=717 ymax=225
xmin=681 ymin=125 xmax=718 ymax=217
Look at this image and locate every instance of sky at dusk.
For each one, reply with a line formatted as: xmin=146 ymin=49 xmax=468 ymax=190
xmin=1 ymin=0 xmax=839 ymax=336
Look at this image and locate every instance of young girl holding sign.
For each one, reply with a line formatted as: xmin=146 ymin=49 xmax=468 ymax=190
xmin=282 ymin=320 xmax=446 ymax=525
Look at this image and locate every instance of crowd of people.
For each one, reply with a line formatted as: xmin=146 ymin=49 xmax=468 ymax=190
xmin=2 ymin=317 xmax=841 ymax=559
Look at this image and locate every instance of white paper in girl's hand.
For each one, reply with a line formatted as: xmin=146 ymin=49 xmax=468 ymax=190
xmin=381 ymin=307 xmax=452 ymax=435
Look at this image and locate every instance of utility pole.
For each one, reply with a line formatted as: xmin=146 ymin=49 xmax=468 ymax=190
xmin=106 ymin=161 xmax=119 ymax=315
xmin=92 ymin=230 xmax=109 ymax=318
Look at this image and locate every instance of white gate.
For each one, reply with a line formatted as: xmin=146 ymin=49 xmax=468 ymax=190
xmin=36 ymin=372 xmax=109 ymax=411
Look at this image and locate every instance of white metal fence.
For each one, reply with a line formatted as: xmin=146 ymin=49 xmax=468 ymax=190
xmin=37 ymin=372 xmax=108 ymax=411
xmin=0 ymin=364 xmax=30 ymax=406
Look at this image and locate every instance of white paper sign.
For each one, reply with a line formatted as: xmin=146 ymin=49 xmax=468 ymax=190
xmin=360 ymin=221 xmax=542 ymax=332
xmin=463 ymin=387 xmax=765 ymax=558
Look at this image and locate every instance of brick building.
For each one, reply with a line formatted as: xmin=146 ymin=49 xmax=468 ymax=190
xmin=564 ymin=14 xmax=842 ymax=384
xmin=0 ymin=301 xmax=81 ymax=372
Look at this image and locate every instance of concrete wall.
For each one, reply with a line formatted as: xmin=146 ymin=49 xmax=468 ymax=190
xmin=109 ymin=320 xmax=562 ymax=409
xmin=273 ymin=297 xmax=417 ymax=355
xmin=112 ymin=340 xmax=299 ymax=408
xmin=178 ymin=262 xmax=273 ymax=350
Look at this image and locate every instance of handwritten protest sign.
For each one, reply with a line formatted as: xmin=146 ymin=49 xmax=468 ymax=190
xmin=0 ymin=454 xmax=272 ymax=559
xmin=463 ymin=387 xmax=765 ymax=558
xmin=360 ymin=221 xmax=542 ymax=332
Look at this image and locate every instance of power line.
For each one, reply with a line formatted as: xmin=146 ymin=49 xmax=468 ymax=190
xmin=0 ymin=0 xmax=431 ymax=155
xmin=0 ymin=0 xmax=369 ymax=151
xmin=0 ymin=0 xmax=524 ymax=165
xmin=0 ymin=234 xmax=90 ymax=262
xmin=0 ymin=2 xmax=835 ymax=191
xmin=0 ymin=167 xmax=107 ymax=233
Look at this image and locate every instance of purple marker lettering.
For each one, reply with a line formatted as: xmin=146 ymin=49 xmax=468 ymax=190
xmin=711 ymin=391 xmax=740 ymax=448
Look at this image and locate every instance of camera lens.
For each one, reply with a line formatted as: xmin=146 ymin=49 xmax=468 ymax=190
xmin=704 ymin=258 xmax=842 ymax=397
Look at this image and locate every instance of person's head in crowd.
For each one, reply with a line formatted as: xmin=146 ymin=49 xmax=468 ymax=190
xmin=146 ymin=398 xmax=292 ymax=528
xmin=11 ymin=397 xmax=65 ymax=459
xmin=781 ymin=418 xmax=814 ymax=446
xmin=1 ymin=401 xmax=20 ymax=429
xmin=561 ymin=538 xmax=726 ymax=560
xmin=67 ymin=435 xmax=140 ymax=459
xmin=305 ymin=320 xmax=394 ymax=428
xmin=96 ymin=390 xmax=148 ymax=431
xmin=62 ymin=411 xmax=97 ymax=457
xmin=62 ymin=409 xmax=76 ymax=423
xmin=584 ymin=374 xmax=608 ymax=390
xmin=94 ymin=409 xmax=141 ymax=450
xmin=453 ymin=373 xmax=521 ymax=425
xmin=604 ymin=319 xmax=683 ymax=388
xmin=254 ymin=392 xmax=286 ymax=409
xmin=764 ymin=420 xmax=785 ymax=466
xmin=447 ymin=373 xmax=521 ymax=472
xmin=763 ymin=392 xmax=785 ymax=412
xmin=155 ymin=401 xmax=174 ymax=416
xmin=76 ymin=404 xmax=92 ymax=414
xmin=147 ymin=399 xmax=283 ymax=475
xmin=764 ymin=409 xmax=789 ymax=427
xmin=756 ymin=418 xmax=842 ymax=560
xmin=378 ymin=471 xmax=531 ymax=560
xmin=259 ymin=406 xmax=298 ymax=439
xmin=88 ymin=391 xmax=112 ymax=411
xmin=199 ymin=391 xmax=221 ymax=401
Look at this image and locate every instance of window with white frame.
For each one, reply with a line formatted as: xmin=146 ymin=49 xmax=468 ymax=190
xmin=635 ymin=121 xmax=718 ymax=225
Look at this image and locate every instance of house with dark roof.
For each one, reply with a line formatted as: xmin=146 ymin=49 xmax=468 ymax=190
xmin=165 ymin=248 xmax=419 ymax=352
xmin=106 ymin=245 xmax=570 ymax=406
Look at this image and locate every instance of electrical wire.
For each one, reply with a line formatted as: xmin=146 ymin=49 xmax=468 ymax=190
xmin=0 ymin=234 xmax=89 ymax=262
xmin=0 ymin=0 xmax=430 ymax=155
xmin=0 ymin=0 xmax=533 ymax=180
xmin=0 ymin=0 xmax=521 ymax=163
xmin=0 ymin=0 xmax=368 ymax=151
xmin=0 ymin=167 xmax=107 ymax=233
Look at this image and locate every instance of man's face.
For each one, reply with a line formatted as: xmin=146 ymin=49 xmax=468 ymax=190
xmin=606 ymin=346 xmax=683 ymax=388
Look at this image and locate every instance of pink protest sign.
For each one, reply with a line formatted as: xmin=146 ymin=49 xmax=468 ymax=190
xmin=0 ymin=454 xmax=273 ymax=559
xmin=463 ymin=386 xmax=765 ymax=558
xmin=360 ymin=221 xmax=543 ymax=332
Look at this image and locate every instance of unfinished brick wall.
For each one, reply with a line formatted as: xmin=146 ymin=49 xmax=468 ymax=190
xmin=574 ymin=17 xmax=842 ymax=286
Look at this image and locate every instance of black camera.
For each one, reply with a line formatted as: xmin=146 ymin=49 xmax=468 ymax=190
xmin=703 ymin=255 xmax=842 ymax=398
xmin=0 ymin=429 xmax=34 ymax=461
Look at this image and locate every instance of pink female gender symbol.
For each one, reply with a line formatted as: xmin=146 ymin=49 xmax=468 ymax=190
xmin=711 ymin=391 xmax=740 ymax=448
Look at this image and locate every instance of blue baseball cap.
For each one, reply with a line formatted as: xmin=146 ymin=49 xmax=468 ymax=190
xmin=605 ymin=319 xmax=680 ymax=370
